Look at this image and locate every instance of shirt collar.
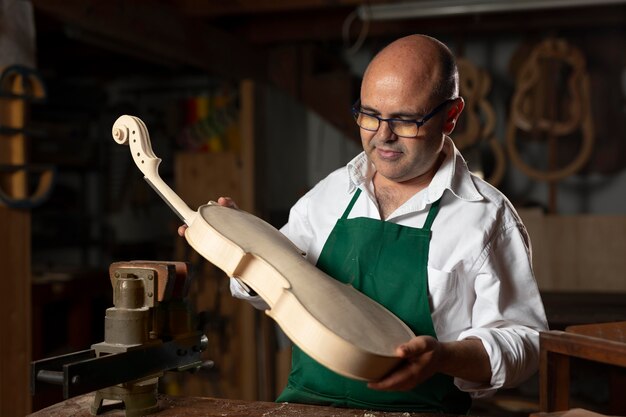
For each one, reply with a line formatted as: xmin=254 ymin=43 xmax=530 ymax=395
xmin=346 ymin=152 xmax=374 ymax=193
xmin=427 ymin=136 xmax=483 ymax=203
xmin=346 ymin=136 xmax=483 ymax=205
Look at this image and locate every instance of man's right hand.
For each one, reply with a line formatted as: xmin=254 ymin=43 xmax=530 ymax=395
xmin=177 ymin=196 xmax=239 ymax=236
xmin=215 ymin=196 xmax=239 ymax=209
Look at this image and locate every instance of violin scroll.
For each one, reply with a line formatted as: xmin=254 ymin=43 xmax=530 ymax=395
xmin=112 ymin=125 xmax=128 ymax=144
xmin=112 ymin=115 xmax=161 ymax=180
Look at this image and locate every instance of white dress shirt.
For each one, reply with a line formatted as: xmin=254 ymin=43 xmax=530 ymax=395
xmin=230 ymin=136 xmax=548 ymax=397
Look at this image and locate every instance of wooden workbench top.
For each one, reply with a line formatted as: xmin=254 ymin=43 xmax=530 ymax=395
xmin=29 ymin=393 xmax=464 ymax=417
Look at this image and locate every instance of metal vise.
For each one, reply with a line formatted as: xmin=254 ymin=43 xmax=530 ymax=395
xmin=31 ymin=261 xmax=208 ymax=417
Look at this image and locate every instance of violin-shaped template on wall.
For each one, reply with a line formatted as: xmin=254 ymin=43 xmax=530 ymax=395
xmin=455 ymin=58 xmax=506 ymax=187
xmin=506 ymin=38 xmax=594 ymax=210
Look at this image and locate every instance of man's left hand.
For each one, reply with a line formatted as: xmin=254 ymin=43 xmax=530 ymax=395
xmin=367 ymin=336 xmax=442 ymax=391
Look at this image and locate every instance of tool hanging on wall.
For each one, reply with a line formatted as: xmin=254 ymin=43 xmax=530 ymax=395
xmin=455 ymin=58 xmax=506 ymax=187
xmin=0 ymin=64 xmax=55 ymax=209
xmin=177 ymin=86 xmax=240 ymax=153
xmin=506 ymin=38 xmax=594 ymax=212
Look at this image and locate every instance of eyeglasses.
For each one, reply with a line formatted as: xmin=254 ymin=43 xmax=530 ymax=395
xmin=351 ymin=99 xmax=455 ymax=138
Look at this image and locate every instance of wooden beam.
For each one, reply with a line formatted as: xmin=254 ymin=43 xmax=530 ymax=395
xmin=31 ymin=1 xmax=359 ymax=139
xmin=267 ymin=45 xmax=358 ymax=140
xmin=176 ymin=0 xmax=395 ymax=17
xmin=31 ymin=0 xmax=268 ymax=82
xmin=228 ymin=5 xmax=626 ymax=44
xmin=0 ymin=75 xmax=33 ymax=417
xmin=300 ymin=54 xmax=357 ymax=137
xmin=0 ymin=208 xmax=31 ymax=417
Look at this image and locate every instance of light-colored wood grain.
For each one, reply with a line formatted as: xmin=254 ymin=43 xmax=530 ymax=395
xmin=186 ymin=204 xmax=415 ymax=380
xmin=519 ymin=209 xmax=626 ymax=292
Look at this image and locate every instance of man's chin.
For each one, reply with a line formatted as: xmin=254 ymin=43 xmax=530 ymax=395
xmin=375 ymin=168 xmax=411 ymax=184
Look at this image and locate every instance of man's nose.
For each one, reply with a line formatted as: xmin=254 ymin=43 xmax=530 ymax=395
xmin=375 ymin=120 xmax=396 ymax=141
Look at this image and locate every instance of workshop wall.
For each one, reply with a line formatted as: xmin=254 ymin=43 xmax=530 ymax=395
xmin=297 ymin=32 xmax=626 ymax=216
xmin=7 ymin=2 xmax=625 ymax=416
xmin=279 ymin=30 xmax=626 ymax=307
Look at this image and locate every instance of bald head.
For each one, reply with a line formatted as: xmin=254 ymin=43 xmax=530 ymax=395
xmin=363 ymin=35 xmax=458 ymax=105
xmin=357 ymin=35 xmax=464 ymax=187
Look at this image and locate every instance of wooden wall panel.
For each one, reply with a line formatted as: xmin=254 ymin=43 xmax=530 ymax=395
xmin=168 ymin=80 xmax=273 ymax=401
xmin=0 ymin=68 xmax=33 ymax=417
xmin=519 ymin=209 xmax=626 ymax=292
xmin=0 ymin=208 xmax=31 ymax=417
xmin=173 ymin=153 xmax=256 ymax=400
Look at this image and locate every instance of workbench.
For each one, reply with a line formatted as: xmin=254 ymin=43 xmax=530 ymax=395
xmin=539 ymin=321 xmax=626 ymax=415
xmin=29 ymin=394 xmax=465 ymax=417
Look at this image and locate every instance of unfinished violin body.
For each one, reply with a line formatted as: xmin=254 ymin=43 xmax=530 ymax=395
xmin=112 ymin=115 xmax=415 ymax=381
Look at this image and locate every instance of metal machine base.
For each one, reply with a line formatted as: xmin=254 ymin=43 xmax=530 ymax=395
xmin=91 ymin=379 xmax=159 ymax=417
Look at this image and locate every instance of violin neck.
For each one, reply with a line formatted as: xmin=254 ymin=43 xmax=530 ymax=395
xmin=144 ymin=175 xmax=195 ymax=224
xmin=114 ymin=115 xmax=196 ymax=225
xmin=135 ymin=149 xmax=195 ymax=226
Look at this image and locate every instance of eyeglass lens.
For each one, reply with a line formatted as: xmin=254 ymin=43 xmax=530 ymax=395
xmin=355 ymin=113 xmax=419 ymax=137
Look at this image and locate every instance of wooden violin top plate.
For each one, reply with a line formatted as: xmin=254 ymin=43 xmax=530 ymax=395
xmin=185 ymin=204 xmax=416 ymax=380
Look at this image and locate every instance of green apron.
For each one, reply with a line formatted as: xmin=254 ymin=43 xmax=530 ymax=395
xmin=277 ymin=188 xmax=471 ymax=413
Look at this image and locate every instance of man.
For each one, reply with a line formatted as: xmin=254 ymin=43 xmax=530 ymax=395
xmin=183 ymin=34 xmax=548 ymax=413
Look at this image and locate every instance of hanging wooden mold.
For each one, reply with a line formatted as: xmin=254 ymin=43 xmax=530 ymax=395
xmin=506 ymin=38 xmax=594 ymax=184
xmin=0 ymin=65 xmax=55 ymax=209
xmin=455 ymin=58 xmax=506 ymax=187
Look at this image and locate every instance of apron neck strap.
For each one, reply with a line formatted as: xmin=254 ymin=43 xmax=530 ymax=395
xmin=422 ymin=198 xmax=441 ymax=231
xmin=342 ymin=188 xmax=442 ymax=230
xmin=341 ymin=188 xmax=362 ymax=219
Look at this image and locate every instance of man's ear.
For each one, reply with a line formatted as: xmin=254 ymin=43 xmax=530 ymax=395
xmin=443 ymin=97 xmax=465 ymax=135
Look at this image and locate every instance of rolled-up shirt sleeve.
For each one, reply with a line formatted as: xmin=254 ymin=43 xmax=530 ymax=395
xmin=229 ymin=277 xmax=269 ymax=310
xmin=454 ymin=224 xmax=548 ymax=396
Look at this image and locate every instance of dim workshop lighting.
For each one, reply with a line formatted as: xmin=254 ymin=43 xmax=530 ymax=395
xmin=357 ymin=0 xmax=626 ymax=21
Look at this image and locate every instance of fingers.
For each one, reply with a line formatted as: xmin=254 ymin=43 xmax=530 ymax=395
xmin=396 ymin=337 xmax=432 ymax=358
xmin=367 ymin=364 xmax=422 ymax=391
xmin=217 ymin=196 xmax=238 ymax=209
xmin=178 ymin=197 xmax=237 ymax=238
xmin=368 ymin=336 xmax=441 ymax=392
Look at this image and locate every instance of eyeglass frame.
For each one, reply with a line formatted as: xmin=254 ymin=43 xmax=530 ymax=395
xmin=351 ymin=98 xmax=456 ymax=138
